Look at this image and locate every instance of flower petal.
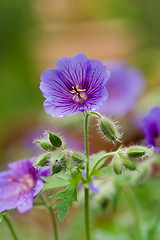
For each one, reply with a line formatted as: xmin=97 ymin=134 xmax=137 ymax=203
xmin=55 ymin=53 xmax=90 ymax=87
xmin=33 ymin=179 xmax=43 ymax=197
xmin=8 ymin=159 xmax=32 ymax=176
xmin=17 ymin=191 xmax=33 ymax=214
xmin=141 ymin=106 xmax=160 ymax=152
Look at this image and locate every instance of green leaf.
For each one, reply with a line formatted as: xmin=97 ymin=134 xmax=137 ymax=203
xmin=51 ymin=185 xmax=78 ymax=222
xmin=42 ymin=175 xmax=69 ymax=191
xmin=68 ymin=170 xmax=82 ymax=187
xmin=95 ymin=165 xmax=113 ymax=176
xmin=89 ymin=151 xmax=107 ymax=173
xmin=0 ymin=212 xmax=6 ymax=223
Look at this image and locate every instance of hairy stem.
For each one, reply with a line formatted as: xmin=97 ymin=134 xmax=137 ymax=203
xmin=84 ymin=111 xmax=90 ymax=240
xmin=40 ymin=195 xmax=58 ymax=240
xmin=3 ymin=214 xmax=19 ymax=240
xmin=89 ymin=111 xmax=102 ymax=119
xmin=90 ymin=152 xmax=117 ymax=177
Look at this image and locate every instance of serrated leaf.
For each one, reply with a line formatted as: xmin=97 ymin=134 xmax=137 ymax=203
xmin=42 ymin=176 xmax=69 ymax=191
xmin=51 ymin=185 xmax=78 ymax=222
xmin=89 ymin=151 xmax=107 ymax=172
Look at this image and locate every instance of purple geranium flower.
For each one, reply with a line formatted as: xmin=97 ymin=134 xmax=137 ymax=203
xmin=99 ymin=61 xmax=145 ymax=116
xmin=141 ymin=106 xmax=160 ymax=152
xmin=40 ymin=53 xmax=110 ymax=118
xmin=0 ymin=158 xmax=51 ymax=214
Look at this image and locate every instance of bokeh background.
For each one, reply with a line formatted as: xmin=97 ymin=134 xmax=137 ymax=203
xmin=0 ymin=0 xmax=160 ymax=239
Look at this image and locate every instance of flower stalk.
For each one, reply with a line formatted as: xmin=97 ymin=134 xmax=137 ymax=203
xmin=84 ymin=111 xmax=90 ymax=240
xmin=3 ymin=214 xmax=19 ymax=240
xmin=40 ymin=195 xmax=58 ymax=240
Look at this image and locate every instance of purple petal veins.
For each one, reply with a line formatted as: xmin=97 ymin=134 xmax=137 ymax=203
xmin=141 ymin=106 xmax=160 ymax=152
xmin=40 ymin=53 xmax=110 ymax=118
xmin=0 ymin=158 xmax=51 ymax=214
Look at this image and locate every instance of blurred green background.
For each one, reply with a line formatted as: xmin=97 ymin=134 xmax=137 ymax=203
xmin=0 ymin=0 xmax=160 ymax=239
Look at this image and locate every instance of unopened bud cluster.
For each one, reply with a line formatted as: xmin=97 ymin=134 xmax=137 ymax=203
xmin=34 ymin=131 xmax=62 ymax=152
xmin=112 ymin=145 xmax=153 ymax=175
xmin=34 ymin=131 xmax=86 ymax=174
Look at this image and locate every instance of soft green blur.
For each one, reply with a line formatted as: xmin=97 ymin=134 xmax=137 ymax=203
xmin=0 ymin=0 xmax=160 ymax=239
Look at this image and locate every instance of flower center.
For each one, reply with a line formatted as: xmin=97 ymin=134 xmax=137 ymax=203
xmin=9 ymin=174 xmax=34 ymax=191
xmin=70 ymin=85 xmax=87 ymax=102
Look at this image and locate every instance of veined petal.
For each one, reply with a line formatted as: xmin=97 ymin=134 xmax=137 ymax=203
xmin=44 ymin=99 xmax=82 ymax=118
xmin=40 ymin=69 xmax=73 ymax=99
xmin=55 ymin=53 xmax=91 ymax=87
xmin=40 ymin=53 xmax=110 ymax=117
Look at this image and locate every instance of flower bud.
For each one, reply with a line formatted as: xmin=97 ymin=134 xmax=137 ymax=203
xmin=52 ymin=164 xmax=62 ymax=174
xmin=122 ymin=157 xmax=137 ymax=171
xmin=100 ymin=117 xmax=120 ymax=143
xmin=78 ymin=164 xmax=85 ymax=170
xmin=48 ymin=131 xmax=62 ymax=148
xmin=127 ymin=146 xmax=146 ymax=158
xmin=34 ymin=140 xmax=55 ymax=151
xmin=112 ymin=158 xmax=122 ymax=175
xmin=34 ymin=153 xmax=52 ymax=167
xmin=72 ymin=152 xmax=86 ymax=164
xmin=65 ymin=158 xmax=73 ymax=170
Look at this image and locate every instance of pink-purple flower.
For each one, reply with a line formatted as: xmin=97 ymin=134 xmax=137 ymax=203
xmin=40 ymin=53 xmax=110 ymax=118
xmin=99 ymin=61 xmax=145 ymax=116
xmin=0 ymin=158 xmax=51 ymax=214
xmin=141 ymin=106 xmax=160 ymax=152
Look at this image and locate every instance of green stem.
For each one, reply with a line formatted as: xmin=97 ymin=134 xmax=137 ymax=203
xmin=89 ymin=111 xmax=102 ymax=118
xmin=40 ymin=196 xmax=58 ymax=240
xmin=84 ymin=111 xmax=90 ymax=240
xmin=146 ymin=201 xmax=160 ymax=240
xmin=85 ymin=112 xmax=89 ymax=181
xmin=48 ymin=206 xmax=58 ymax=240
xmin=90 ymin=152 xmax=117 ymax=177
xmin=3 ymin=215 xmax=19 ymax=240
xmin=85 ymin=187 xmax=90 ymax=240
xmin=122 ymin=186 xmax=143 ymax=240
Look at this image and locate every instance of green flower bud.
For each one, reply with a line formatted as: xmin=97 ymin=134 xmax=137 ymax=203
xmin=72 ymin=152 xmax=86 ymax=164
xmin=34 ymin=140 xmax=55 ymax=151
xmin=78 ymin=164 xmax=85 ymax=170
xmin=127 ymin=146 xmax=146 ymax=158
xmin=65 ymin=158 xmax=73 ymax=170
xmin=113 ymin=158 xmax=122 ymax=175
xmin=48 ymin=131 xmax=62 ymax=148
xmin=34 ymin=153 xmax=52 ymax=167
xmin=122 ymin=157 xmax=137 ymax=171
xmin=100 ymin=117 xmax=120 ymax=143
xmin=52 ymin=164 xmax=62 ymax=174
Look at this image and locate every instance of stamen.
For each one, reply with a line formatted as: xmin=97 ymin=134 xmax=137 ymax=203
xmin=70 ymin=85 xmax=86 ymax=100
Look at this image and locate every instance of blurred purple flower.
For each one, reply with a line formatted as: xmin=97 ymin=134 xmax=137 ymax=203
xmin=40 ymin=53 xmax=110 ymax=118
xmin=0 ymin=158 xmax=51 ymax=214
xmin=141 ymin=106 xmax=160 ymax=152
xmin=80 ymin=171 xmax=99 ymax=193
xmin=99 ymin=61 xmax=145 ymax=116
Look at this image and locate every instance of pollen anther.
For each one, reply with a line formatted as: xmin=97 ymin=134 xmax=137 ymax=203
xmin=70 ymin=85 xmax=86 ymax=100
